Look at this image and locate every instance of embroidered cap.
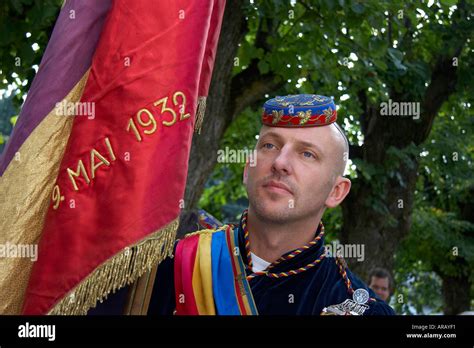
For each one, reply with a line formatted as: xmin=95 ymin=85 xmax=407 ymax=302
xmin=262 ymin=94 xmax=337 ymax=127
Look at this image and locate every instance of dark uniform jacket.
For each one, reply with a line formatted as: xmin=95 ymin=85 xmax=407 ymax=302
xmin=90 ymin=219 xmax=395 ymax=316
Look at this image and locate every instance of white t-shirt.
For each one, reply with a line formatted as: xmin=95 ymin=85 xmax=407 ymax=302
xmin=250 ymin=252 xmax=271 ymax=272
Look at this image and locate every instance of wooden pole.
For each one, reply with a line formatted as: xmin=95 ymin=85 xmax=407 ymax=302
xmin=123 ymin=264 xmax=159 ymax=315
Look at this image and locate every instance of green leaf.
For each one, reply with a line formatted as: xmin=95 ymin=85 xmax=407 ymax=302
xmin=351 ymin=1 xmax=365 ymax=14
xmin=440 ymin=0 xmax=458 ymax=6
xmin=373 ymin=59 xmax=388 ymax=71
xmin=368 ymin=38 xmax=387 ymax=57
xmin=9 ymin=0 xmax=24 ymax=14
xmin=258 ymin=60 xmax=270 ymax=74
xmin=10 ymin=115 xmax=18 ymax=126
xmin=387 ymin=48 xmax=407 ymax=71
xmin=387 ymin=48 xmax=404 ymax=62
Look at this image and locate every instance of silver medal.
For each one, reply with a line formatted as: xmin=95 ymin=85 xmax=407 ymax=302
xmin=353 ymin=288 xmax=370 ymax=304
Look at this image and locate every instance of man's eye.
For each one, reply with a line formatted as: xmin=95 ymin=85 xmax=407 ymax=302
xmin=263 ymin=143 xmax=275 ymax=149
xmin=303 ymin=151 xmax=315 ymax=159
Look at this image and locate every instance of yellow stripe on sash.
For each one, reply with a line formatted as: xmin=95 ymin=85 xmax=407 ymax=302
xmin=191 ymin=232 xmax=216 ymax=315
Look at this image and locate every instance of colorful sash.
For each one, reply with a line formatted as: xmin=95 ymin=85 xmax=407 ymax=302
xmin=174 ymin=225 xmax=258 ymax=315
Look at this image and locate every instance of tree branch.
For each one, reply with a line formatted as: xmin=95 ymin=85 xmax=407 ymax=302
xmin=229 ymin=60 xmax=284 ymax=118
xmin=415 ymin=2 xmax=469 ymax=144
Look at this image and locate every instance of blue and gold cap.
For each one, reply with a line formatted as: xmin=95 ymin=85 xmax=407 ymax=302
xmin=262 ymin=94 xmax=337 ymax=127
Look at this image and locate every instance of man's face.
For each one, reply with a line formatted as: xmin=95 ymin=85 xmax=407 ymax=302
xmin=369 ymin=277 xmax=390 ymax=301
xmin=244 ymin=124 xmax=348 ymax=224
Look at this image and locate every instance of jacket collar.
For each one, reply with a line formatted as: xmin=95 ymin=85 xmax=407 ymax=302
xmin=235 ymin=212 xmax=326 ymax=274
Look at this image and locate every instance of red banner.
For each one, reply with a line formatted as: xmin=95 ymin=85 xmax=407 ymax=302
xmin=23 ymin=0 xmax=225 ymax=315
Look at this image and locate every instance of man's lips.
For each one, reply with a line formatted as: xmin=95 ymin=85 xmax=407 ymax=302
xmin=263 ymin=181 xmax=293 ymax=195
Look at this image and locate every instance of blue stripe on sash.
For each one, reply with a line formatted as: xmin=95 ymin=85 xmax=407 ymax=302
xmin=211 ymin=230 xmax=241 ymax=315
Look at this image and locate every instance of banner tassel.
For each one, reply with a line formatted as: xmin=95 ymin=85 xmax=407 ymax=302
xmin=47 ymin=219 xmax=178 ymax=315
xmin=194 ymin=96 xmax=207 ymax=134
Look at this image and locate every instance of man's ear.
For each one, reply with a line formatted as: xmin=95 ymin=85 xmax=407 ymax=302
xmin=243 ymin=161 xmax=249 ymax=185
xmin=325 ymin=177 xmax=351 ymax=208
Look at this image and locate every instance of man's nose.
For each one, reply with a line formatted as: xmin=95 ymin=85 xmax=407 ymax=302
xmin=271 ymin=147 xmax=293 ymax=176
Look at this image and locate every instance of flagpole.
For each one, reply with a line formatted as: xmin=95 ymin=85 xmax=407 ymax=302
xmin=123 ymin=264 xmax=159 ymax=315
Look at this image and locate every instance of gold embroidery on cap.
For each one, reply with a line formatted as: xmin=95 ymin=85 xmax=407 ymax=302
xmin=297 ymin=110 xmax=312 ymax=125
xmin=323 ymin=108 xmax=333 ymax=123
xmin=272 ymin=110 xmax=283 ymax=125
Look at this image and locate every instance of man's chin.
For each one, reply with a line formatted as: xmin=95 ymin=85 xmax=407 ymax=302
xmin=251 ymin=199 xmax=296 ymax=222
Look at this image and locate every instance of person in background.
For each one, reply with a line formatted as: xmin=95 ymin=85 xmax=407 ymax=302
xmin=368 ymin=267 xmax=393 ymax=302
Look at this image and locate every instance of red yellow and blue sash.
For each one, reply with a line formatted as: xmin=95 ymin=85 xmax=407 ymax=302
xmin=174 ymin=225 xmax=258 ymax=315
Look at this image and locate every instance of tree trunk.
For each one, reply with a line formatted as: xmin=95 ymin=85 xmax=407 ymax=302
xmin=439 ymin=186 xmax=474 ymax=314
xmin=441 ymin=274 xmax=471 ymax=315
xmin=341 ymin=46 xmax=464 ymax=281
xmin=341 ymin=156 xmax=419 ymax=281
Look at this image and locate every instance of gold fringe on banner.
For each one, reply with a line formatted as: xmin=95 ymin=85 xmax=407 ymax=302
xmin=194 ymin=96 xmax=207 ymax=134
xmin=48 ymin=218 xmax=178 ymax=315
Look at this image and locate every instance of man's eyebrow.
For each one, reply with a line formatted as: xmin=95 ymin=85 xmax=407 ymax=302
xmin=260 ymin=131 xmax=324 ymax=157
xmin=259 ymin=131 xmax=283 ymax=141
xmin=295 ymin=140 xmax=324 ymax=157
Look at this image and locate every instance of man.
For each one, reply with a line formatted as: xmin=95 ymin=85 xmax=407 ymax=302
xmin=368 ymin=268 xmax=393 ymax=302
xmin=91 ymin=94 xmax=395 ymax=315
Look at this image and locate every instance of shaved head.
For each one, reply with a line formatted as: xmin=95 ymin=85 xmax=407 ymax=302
xmin=329 ymin=123 xmax=349 ymax=177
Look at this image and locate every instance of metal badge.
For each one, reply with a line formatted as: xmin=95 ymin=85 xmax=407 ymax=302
xmin=321 ymin=299 xmax=369 ymax=316
xmin=353 ymin=288 xmax=370 ymax=304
